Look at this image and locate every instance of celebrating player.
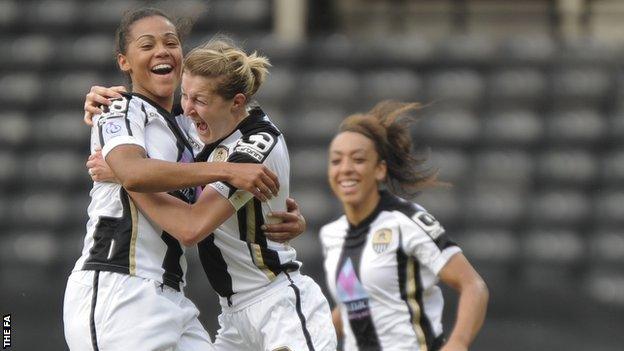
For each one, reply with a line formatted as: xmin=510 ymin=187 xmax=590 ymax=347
xmin=84 ymin=37 xmax=337 ymax=350
xmin=128 ymin=38 xmax=336 ymax=351
xmin=320 ymin=101 xmax=489 ymax=351
xmin=64 ymin=9 xmax=304 ymax=351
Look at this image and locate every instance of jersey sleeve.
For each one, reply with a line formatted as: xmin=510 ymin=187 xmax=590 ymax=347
xmin=96 ymin=96 xmax=147 ymax=158
xmin=208 ymin=131 xmax=280 ymax=210
xmin=399 ymin=210 xmax=461 ymax=275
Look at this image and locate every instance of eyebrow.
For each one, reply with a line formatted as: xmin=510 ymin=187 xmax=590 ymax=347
xmin=330 ymin=148 xmax=367 ymax=155
xmin=135 ymin=32 xmax=178 ymax=41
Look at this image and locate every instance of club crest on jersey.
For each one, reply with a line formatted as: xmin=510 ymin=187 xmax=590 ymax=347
xmin=372 ymin=228 xmax=392 ymax=253
xmin=212 ymin=146 xmax=229 ymax=162
xmin=105 ymin=123 xmax=122 ymax=134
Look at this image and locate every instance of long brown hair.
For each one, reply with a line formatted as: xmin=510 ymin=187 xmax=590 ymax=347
xmin=339 ymin=100 xmax=440 ymax=196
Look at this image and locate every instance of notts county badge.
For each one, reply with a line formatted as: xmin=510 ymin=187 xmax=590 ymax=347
xmin=213 ymin=146 xmax=229 ymax=162
xmin=372 ymin=228 xmax=392 ymax=253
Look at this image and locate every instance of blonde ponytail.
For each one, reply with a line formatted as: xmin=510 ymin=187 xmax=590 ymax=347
xmin=183 ymin=36 xmax=271 ymax=100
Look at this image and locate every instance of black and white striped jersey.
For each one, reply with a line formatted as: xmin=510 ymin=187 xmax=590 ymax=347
xmin=73 ymin=93 xmax=196 ymax=291
xmin=182 ymin=107 xmax=301 ymax=303
xmin=320 ymin=191 xmax=461 ymax=351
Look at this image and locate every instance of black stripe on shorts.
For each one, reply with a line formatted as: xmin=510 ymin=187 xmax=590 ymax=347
xmin=90 ymin=270 xmax=100 ymax=351
xmin=286 ymin=274 xmax=315 ymax=351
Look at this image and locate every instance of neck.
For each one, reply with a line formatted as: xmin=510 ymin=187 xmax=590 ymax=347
xmin=225 ymin=108 xmax=250 ymax=135
xmin=344 ymin=189 xmax=381 ymax=227
xmin=133 ymin=87 xmax=174 ymax=112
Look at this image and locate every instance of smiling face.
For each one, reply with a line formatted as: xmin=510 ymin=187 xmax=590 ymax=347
xmin=181 ymin=72 xmax=244 ymax=144
xmin=117 ymin=15 xmax=182 ymax=109
xmin=328 ymin=131 xmax=387 ymax=210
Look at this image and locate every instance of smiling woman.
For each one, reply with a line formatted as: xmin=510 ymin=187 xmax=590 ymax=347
xmin=62 ymin=8 xmax=288 ymax=351
xmin=320 ymin=101 xmax=489 ymax=351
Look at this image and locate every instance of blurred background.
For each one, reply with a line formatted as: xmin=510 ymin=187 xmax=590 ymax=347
xmin=1 ymin=0 xmax=623 ymax=349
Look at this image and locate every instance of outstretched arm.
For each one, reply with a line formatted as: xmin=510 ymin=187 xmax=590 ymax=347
xmin=438 ymin=253 xmax=489 ymax=351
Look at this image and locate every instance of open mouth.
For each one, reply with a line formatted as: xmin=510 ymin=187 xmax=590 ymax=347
xmin=151 ymin=64 xmax=174 ymax=75
xmin=339 ymin=180 xmax=358 ymax=191
xmin=195 ymin=120 xmax=208 ymax=133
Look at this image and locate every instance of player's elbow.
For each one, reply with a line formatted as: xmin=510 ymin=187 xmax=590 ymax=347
xmin=470 ymin=276 xmax=489 ymax=305
xmin=119 ymin=174 xmax=147 ymax=192
xmin=178 ymin=226 xmax=206 ymax=247
xmin=179 ymin=233 xmax=201 ymax=247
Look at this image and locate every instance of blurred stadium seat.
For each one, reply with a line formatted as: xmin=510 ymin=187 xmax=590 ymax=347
xmin=0 ymin=73 xmax=43 ymax=106
xmin=601 ymin=149 xmax=624 ymax=185
xmin=9 ymin=35 xmax=55 ymax=68
xmin=426 ymin=69 xmax=485 ymax=107
xmin=472 ymin=149 xmax=534 ymax=186
xmin=487 ymin=69 xmax=547 ymax=107
xmin=0 ymin=111 xmax=31 ymax=147
xmin=529 ymin=190 xmax=590 ymax=225
xmin=481 ymin=109 xmax=543 ymax=146
xmin=299 ymin=69 xmax=359 ymax=104
xmin=416 ymin=107 xmax=480 ymax=145
xmin=537 ymin=149 xmax=598 ymax=186
xmin=546 ymin=109 xmax=606 ymax=145
xmin=464 ymin=186 xmax=526 ymax=226
xmin=360 ymin=69 xmax=423 ymax=102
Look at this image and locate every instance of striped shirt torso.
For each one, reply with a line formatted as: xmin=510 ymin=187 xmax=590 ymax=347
xmin=73 ymin=93 xmax=195 ymax=291
xmin=320 ymin=191 xmax=461 ymax=351
xmin=181 ymin=107 xmax=301 ymax=304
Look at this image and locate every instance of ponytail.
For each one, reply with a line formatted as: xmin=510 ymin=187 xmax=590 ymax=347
xmin=183 ymin=36 xmax=271 ymax=100
xmin=339 ymin=101 xmax=440 ymax=195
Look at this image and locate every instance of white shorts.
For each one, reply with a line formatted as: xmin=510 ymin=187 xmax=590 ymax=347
xmin=213 ymin=272 xmax=337 ymax=351
xmin=63 ymin=270 xmax=214 ymax=351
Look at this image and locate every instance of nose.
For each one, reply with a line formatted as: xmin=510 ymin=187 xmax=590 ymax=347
xmin=154 ymin=42 xmax=171 ymax=58
xmin=182 ymin=98 xmax=193 ymax=116
xmin=338 ymin=158 xmax=354 ymax=174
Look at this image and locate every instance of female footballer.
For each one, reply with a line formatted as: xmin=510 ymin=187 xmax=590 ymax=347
xmin=83 ymin=38 xmax=337 ymax=350
xmin=64 ymin=9 xmax=303 ymax=351
xmin=320 ymin=101 xmax=489 ymax=351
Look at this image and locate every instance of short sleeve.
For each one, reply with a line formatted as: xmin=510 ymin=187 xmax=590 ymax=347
xmin=399 ymin=210 xmax=461 ymax=275
xmin=97 ymin=97 xmax=146 ymax=158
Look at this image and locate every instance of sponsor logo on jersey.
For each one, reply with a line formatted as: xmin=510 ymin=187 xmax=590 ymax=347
xmin=372 ymin=228 xmax=392 ymax=253
xmin=337 ymin=258 xmax=372 ymax=320
xmin=213 ymin=146 xmax=229 ymax=162
xmin=234 ymin=145 xmax=264 ymax=162
xmin=105 ymin=123 xmax=122 ymax=134
xmin=413 ymin=211 xmax=445 ymax=240
xmin=233 ymin=132 xmax=274 ymax=162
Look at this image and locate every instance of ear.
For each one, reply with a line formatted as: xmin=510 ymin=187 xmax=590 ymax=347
xmin=231 ymin=93 xmax=247 ymax=111
xmin=117 ymin=53 xmax=131 ymax=73
xmin=375 ymin=159 xmax=387 ymax=182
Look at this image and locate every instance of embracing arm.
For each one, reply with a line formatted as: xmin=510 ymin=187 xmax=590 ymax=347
xmin=105 ymin=145 xmax=278 ymax=200
xmin=129 ymin=187 xmax=235 ymax=246
xmin=438 ymin=253 xmax=489 ymax=351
